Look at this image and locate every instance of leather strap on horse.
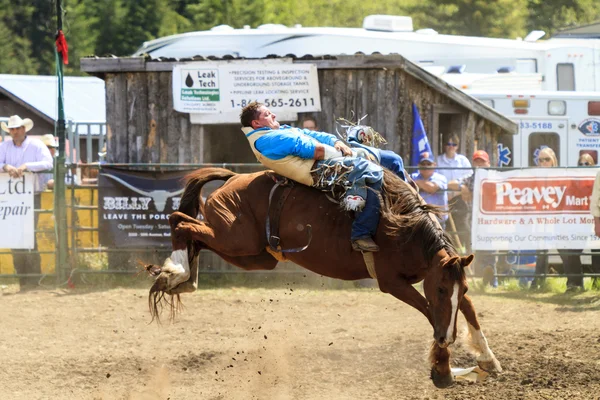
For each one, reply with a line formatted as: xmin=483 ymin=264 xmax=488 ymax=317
xmin=362 ymin=251 xmax=378 ymax=283
xmin=266 ymin=177 xmax=312 ymax=255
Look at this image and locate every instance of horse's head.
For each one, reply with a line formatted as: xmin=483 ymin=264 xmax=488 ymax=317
xmin=423 ymin=253 xmax=473 ymax=348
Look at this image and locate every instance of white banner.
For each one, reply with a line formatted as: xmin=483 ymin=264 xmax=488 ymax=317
xmin=173 ymin=61 xmax=321 ymax=120
xmin=0 ymin=173 xmax=35 ymax=249
xmin=472 ymin=168 xmax=600 ymax=251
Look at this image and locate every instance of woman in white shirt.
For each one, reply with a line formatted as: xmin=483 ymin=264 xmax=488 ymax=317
xmin=435 ymin=134 xmax=473 ymax=184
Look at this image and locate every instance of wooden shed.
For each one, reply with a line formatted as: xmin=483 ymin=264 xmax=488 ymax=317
xmin=81 ymin=54 xmax=517 ymax=166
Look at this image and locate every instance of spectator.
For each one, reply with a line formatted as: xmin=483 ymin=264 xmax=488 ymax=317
xmin=0 ymin=115 xmax=53 ymax=291
xmin=299 ymin=116 xmax=318 ymax=131
xmin=436 ymin=134 xmax=472 ymax=250
xmin=449 ymin=150 xmax=498 ymax=286
xmin=564 ymin=154 xmax=600 ymax=291
xmin=40 ymin=134 xmax=58 ymax=190
xmin=39 ymin=134 xmax=80 ymax=188
xmin=578 ymin=153 xmax=595 ymax=167
xmin=531 ymin=147 xmax=583 ymax=291
xmin=411 ymin=152 xmax=448 ymax=227
xmin=590 ymin=168 xmax=600 ymax=289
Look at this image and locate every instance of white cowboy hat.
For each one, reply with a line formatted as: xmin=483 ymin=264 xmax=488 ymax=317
xmin=1 ymin=115 xmax=34 ymax=133
xmin=41 ymin=134 xmax=58 ymax=148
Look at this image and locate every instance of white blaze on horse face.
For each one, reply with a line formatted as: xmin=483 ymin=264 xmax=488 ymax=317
xmin=445 ymin=282 xmax=460 ymax=344
xmin=161 ymin=249 xmax=190 ymax=289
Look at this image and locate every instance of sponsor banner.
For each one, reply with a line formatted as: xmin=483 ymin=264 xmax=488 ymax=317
xmin=98 ymin=168 xmax=191 ymax=248
xmin=0 ymin=174 xmax=34 ymax=249
xmin=172 ymin=60 xmax=321 ymax=120
xmin=472 ymin=168 xmax=600 ymax=251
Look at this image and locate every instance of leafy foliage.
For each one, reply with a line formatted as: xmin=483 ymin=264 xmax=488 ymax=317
xmin=1 ymin=0 xmax=598 ymax=75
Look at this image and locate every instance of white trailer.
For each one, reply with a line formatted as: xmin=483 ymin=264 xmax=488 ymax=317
xmin=465 ymin=90 xmax=600 ymax=167
xmin=134 ymin=15 xmax=600 ymax=91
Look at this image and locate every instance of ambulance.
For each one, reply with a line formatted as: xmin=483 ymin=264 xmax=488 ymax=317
xmin=464 ymin=91 xmax=600 ymax=168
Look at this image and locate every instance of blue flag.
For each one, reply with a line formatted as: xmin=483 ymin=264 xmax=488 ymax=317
xmin=410 ymin=103 xmax=433 ymax=166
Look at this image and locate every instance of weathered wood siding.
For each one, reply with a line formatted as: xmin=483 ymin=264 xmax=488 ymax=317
xmin=104 ymin=66 xmax=502 ymax=166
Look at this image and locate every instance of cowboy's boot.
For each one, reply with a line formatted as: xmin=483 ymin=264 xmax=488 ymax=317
xmin=351 ymin=237 xmax=380 ymax=252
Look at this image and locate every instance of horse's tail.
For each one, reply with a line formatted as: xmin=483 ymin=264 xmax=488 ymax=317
xmin=178 ymin=168 xmax=237 ymax=218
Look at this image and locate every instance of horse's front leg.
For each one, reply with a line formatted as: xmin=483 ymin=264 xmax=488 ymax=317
xmin=378 ymin=278 xmax=453 ymax=388
xmin=429 ymin=341 xmax=453 ymax=388
xmin=460 ymin=294 xmax=502 ymax=374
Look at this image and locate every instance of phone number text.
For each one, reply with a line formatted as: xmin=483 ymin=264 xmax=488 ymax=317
xmin=520 ymin=122 xmax=553 ymax=129
xmin=231 ymin=98 xmax=316 ymax=108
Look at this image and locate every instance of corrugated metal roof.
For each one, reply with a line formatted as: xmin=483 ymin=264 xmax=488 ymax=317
xmin=0 ymin=74 xmax=106 ymax=125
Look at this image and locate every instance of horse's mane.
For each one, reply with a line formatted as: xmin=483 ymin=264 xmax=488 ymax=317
xmin=380 ymin=170 xmax=458 ymax=265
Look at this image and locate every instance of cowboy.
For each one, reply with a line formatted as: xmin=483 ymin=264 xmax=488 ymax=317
xmin=346 ymin=125 xmax=407 ymax=181
xmin=240 ymin=102 xmax=383 ymax=252
xmin=0 ymin=115 xmax=53 ymax=291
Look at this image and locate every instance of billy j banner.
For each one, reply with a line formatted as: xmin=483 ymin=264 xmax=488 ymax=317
xmin=98 ymin=168 xmax=192 ymax=248
xmin=472 ymin=167 xmax=600 ymax=251
xmin=0 ymin=173 xmax=34 ymax=249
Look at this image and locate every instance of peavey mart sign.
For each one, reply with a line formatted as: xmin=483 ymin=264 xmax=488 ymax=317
xmin=0 ymin=174 xmax=34 ymax=249
xmin=472 ymin=168 xmax=600 ymax=251
xmin=172 ymin=60 xmax=321 ymax=119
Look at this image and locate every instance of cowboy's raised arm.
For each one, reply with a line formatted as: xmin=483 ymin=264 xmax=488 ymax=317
xmin=299 ymin=128 xmax=338 ymax=147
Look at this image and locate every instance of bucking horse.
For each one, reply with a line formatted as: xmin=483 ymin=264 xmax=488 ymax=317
xmin=147 ymin=167 xmax=502 ymax=388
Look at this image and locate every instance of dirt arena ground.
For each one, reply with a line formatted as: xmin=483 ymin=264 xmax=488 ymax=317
xmin=1 ymin=283 xmax=600 ymax=400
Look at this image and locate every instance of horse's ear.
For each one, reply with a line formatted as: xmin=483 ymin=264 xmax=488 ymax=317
xmin=442 ymin=256 xmax=460 ymax=268
xmin=461 ymin=254 xmax=475 ymax=268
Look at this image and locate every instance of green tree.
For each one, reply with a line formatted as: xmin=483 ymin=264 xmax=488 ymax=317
xmin=26 ymin=0 xmax=57 ymax=75
xmin=0 ymin=0 xmax=38 ymax=74
xmin=187 ymin=0 xmax=261 ymax=30
xmin=410 ymin=0 xmax=529 ymax=38
xmin=527 ymin=0 xmax=600 ymax=38
xmin=116 ymin=0 xmax=164 ymax=55
xmin=62 ymin=0 xmax=101 ymax=74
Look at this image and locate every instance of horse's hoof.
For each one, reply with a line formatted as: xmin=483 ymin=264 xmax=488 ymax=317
xmin=478 ymin=358 xmax=503 ymax=375
xmin=431 ymin=367 xmax=455 ymax=388
xmin=150 ymin=275 xmax=169 ymax=293
xmin=167 ymin=280 xmax=197 ymax=295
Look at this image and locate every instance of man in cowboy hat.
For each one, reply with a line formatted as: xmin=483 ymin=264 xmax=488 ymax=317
xmin=0 ymin=115 xmax=53 ymax=291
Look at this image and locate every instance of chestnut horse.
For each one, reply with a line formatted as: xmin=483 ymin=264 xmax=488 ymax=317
xmin=149 ymin=167 xmax=502 ymax=387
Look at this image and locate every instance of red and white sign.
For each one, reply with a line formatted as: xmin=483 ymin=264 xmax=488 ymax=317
xmin=472 ymin=168 xmax=600 ymax=250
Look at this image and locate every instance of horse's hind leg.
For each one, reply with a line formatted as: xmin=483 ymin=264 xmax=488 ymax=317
xmin=460 ymin=294 xmax=502 ymax=374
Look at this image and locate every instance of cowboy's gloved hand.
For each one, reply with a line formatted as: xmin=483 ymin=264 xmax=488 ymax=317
xmin=334 ymin=141 xmax=352 ymax=156
xmin=351 ymin=148 xmax=371 ymax=160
